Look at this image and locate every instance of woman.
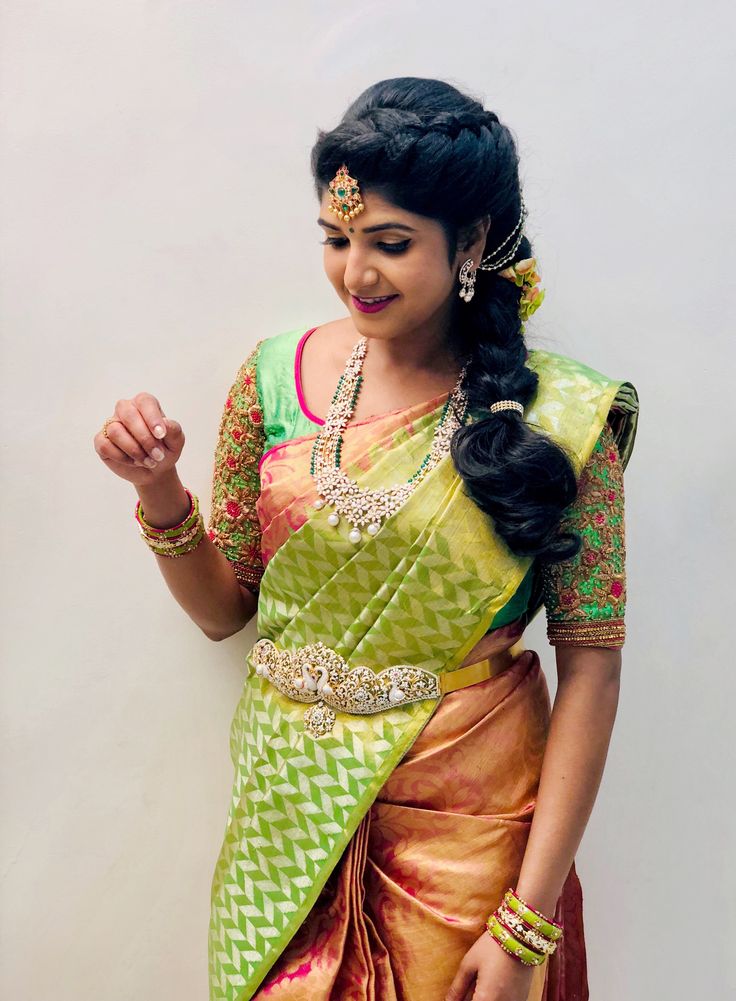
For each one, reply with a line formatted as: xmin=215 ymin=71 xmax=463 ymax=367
xmin=94 ymin=77 xmax=638 ymax=1001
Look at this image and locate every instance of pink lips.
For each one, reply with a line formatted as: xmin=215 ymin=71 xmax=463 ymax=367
xmin=351 ymin=294 xmax=399 ymax=314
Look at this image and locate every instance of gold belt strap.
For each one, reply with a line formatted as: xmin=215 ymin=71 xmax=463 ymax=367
xmin=439 ymin=639 xmax=526 ymax=695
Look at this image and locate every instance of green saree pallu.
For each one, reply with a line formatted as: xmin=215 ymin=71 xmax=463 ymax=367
xmin=207 ymin=327 xmax=639 ymax=1000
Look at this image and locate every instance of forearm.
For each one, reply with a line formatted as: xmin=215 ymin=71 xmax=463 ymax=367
xmin=514 ymin=646 xmax=622 ymax=915
xmin=135 ymin=470 xmax=258 ymax=640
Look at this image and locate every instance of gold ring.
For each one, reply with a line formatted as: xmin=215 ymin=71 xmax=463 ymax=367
xmin=101 ymin=417 xmax=117 ymax=438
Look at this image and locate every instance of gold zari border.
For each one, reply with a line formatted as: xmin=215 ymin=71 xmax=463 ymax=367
xmin=547 ymin=618 xmax=625 ymax=647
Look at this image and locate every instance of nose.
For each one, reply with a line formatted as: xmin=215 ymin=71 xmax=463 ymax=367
xmin=343 ymin=247 xmax=379 ymax=296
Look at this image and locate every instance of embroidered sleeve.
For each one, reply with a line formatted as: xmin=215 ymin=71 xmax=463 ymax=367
xmin=540 ymin=420 xmax=627 ymax=648
xmin=206 ymin=341 xmax=265 ymax=594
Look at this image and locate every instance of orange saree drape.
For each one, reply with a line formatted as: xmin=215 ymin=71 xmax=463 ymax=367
xmin=252 ymin=626 xmax=588 ymax=1001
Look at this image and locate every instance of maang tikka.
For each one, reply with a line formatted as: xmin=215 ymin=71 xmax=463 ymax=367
xmin=328 ymin=165 xmax=365 ymax=222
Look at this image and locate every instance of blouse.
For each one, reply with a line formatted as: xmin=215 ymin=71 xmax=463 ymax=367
xmin=207 ymin=343 xmax=627 ymax=649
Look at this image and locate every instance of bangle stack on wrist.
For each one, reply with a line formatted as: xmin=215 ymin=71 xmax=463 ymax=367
xmin=135 ymin=487 xmax=206 ymax=557
xmin=485 ymin=888 xmax=564 ymax=968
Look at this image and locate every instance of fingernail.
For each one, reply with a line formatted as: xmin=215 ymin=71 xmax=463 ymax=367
xmin=143 ymin=457 xmax=157 ymax=468
xmin=151 ymin=447 xmax=165 ymax=461
xmin=154 ymin=424 xmax=166 ymax=438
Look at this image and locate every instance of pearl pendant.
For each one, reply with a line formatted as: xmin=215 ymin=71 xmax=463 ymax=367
xmin=313 ymin=498 xmax=325 ymax=510
xmin=348 ymin=528 xmax=362 ymax=544
xmin=327 ymin=512 xmax=340 ymax=527
xmin=367 ymin=522 xmax=380 ymax=536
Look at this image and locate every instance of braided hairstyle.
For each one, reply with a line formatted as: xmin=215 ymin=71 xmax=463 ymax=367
xmin=310 ymin=77 xmax=581 ymax=563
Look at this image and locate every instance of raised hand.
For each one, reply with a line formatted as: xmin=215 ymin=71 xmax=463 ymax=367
xmin=93 ymin=392 xmax=185 ymax=487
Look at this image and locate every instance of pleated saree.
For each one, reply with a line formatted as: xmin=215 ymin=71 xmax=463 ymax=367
xmin=205 ymin=326 xmax=639 ymax=1001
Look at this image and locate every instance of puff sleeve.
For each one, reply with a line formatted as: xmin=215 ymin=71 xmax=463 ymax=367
xmin=540 ymin=420 xmax=627 ymax=648
xmin=206 ymin=341 xmax=266 ymax=595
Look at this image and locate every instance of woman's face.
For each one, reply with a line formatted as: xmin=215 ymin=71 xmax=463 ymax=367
xmin=318 ymin=187 xmax=484 ymax=344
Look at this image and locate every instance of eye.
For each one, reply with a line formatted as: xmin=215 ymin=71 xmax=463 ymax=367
xmin=319 ymin=237 xmax=411 ymax=255
xmin=377 ymin=240 xmax=410 ymax=254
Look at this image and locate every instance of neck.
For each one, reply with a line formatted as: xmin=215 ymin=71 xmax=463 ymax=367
xmin=355 ymin=299 xmax=462 ymax=377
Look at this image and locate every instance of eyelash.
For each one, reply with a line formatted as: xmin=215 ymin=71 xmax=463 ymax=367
xmin=320 ymin=237 xmax=411 ymax=255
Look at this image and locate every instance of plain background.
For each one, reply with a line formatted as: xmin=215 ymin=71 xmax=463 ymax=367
xmin=2 ymin=2 xmax=734 ymax=998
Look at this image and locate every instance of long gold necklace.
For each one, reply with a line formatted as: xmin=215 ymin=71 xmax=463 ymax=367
xmin=310 ymin=336 xmax=469 ymax=544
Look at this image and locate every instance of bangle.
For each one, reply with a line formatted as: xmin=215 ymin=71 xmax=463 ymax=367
xmin=135 ymin=487 xmax=196 ymax=537
xmin=145 ymin=523 xmax=205 ymax=557
xmin=503 ymin=888 xmax=564 ymax=942
xmin=135 ymin=488 xmax=206 ymax=557
xmin=485 ymin=915 xmax=547 ymax=967
xmin=495 ymin=903 xmax=558 ymax=956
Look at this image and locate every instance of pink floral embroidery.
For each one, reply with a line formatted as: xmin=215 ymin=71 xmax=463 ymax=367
xmin=207 ymin=342 xmax=267 ymax=593
xmin=540 ymin=420 xmax=627 ymax=648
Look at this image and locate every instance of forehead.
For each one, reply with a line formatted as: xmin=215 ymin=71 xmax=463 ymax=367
xmin=318 ymin=185 xmax=431 ymax=230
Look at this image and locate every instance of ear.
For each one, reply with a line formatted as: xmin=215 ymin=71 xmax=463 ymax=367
xmin=457 ymin=213 xmax=492 ymax=255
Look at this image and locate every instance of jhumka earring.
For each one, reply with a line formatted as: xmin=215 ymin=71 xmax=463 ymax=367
xmin=328 ymin=165 xmax=366 ymax=222
xmin=458 ymin=258 xmax=476 ymax=303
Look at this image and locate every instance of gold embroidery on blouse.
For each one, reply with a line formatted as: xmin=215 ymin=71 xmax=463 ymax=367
xmin=541 ymin=421 xmax=627 ymax=648
xmin=207 ymin=341 xmax=265 ymax=594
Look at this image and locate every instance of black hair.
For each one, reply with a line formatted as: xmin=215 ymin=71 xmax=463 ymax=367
xmin=310 ymin=76 xmax=581 ymax=563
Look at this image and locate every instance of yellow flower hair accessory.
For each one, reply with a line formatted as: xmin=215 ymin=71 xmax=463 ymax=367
xmin=498 ymin=258 xmax=545 ymax=322
xmin=327 ymin=165 xmax=365 ymax=222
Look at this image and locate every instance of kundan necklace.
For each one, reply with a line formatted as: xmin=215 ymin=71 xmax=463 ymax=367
xmin=310 ymin=336 xmax=470 ymax=544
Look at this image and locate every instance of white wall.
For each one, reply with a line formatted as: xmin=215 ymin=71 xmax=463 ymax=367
xmin=2 ymin=2 xmax=733 ymax=998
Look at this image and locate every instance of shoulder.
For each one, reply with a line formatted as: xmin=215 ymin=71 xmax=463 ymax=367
xmin=524 ymin=347 xmax=640 ymax=473
xmin=526 ymin=347 xmax=623 ymax=391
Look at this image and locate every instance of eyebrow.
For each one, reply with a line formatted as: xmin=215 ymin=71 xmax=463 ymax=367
xmin=317 ymin=217 xmax=417 ymax=234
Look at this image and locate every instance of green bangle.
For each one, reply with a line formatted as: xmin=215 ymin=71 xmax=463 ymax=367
xmin=486 ymin=915 xmax=546 ymax=967
xmin=148 ymin=525 xmax=205 ymax=557
xmin=135 ymin=488 xmax=199 ymax=539
xmin=504 ymin=890 xmax=563 ymax=942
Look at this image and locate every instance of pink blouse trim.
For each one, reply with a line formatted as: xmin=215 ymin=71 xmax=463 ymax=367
xmin=294 ymin=324 xmax=452 ymax=427
xmin=294 ymin=327 xmax=324 ymax=426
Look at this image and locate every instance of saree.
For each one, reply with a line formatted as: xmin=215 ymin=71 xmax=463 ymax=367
xmin=207 ymin=328 xmax=639 ymax=1001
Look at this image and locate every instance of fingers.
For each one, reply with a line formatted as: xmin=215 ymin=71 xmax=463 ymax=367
xmin=468 ymin=979 xmax=493 ymax=1001
xmin=134 ymin=392 xmax=169 ymax=442
xmin=445 ymin=960 xmax=475 ymax=1001
xmin=93 ymin=390 xmax=187 ymax=486
xmin=160 ymin=416 xmax=184 ymax=453
xmin=112 ymin=395 xmax=168 ymax=465
xmin=94 ymin=430 xmax=137 ymax=467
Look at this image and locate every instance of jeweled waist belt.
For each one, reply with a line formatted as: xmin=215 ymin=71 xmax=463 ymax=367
xmin=248 ymin=637 xmax=526 ymax=737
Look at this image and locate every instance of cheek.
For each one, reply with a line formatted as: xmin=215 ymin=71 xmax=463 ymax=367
xmin=401 ymin=258 xmax=453 ymax=302
xmin=323 ymin=251 xmax=345 ymax=291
